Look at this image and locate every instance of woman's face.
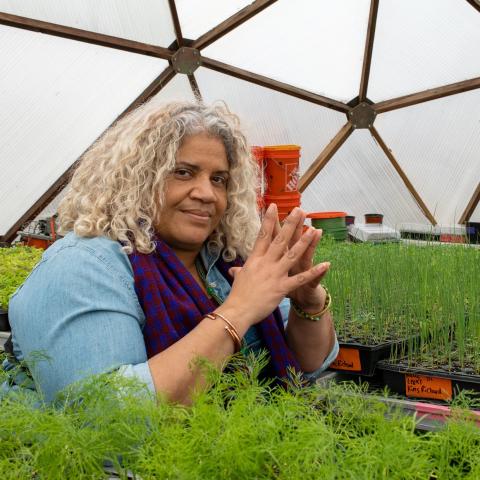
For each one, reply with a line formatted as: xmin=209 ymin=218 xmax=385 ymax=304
xmin=155 ymin=133 xmax=230 ymax=255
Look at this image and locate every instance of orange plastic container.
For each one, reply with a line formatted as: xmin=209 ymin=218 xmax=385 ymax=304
xmin=251 ymin=146 xmax=265 ymax=215
xmin=307 ymin=212 xmax=347 ymax=220
xmin=23 ymin=236 xmax=51 ymax=249
xmin=256 ymin=195 xmax=265 ymax=215
xmin=364 ymin=213 xmax=383 ymax=224
xmin=251 ymin=146 xmax=264 ymax=163
xmin=264 ymin=145 xmax=301 ymax=195
xmin=439 ymin=234 xmax=465 ymax=244
xmin=264 ymin=192 xmax=301 ymax=221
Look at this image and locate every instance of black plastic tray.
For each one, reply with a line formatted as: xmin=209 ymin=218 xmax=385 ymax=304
xmin=0 ymin=308 xmax=10 ymax=332
xmin=328 ymin=338 xmax=416 ymax=377
xmin=377 ymin=360 xmax=480 ymax=401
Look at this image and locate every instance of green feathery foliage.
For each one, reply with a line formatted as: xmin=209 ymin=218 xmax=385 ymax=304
xmin=2 ymin=352 xmax=480 ymax=479
xmin=0 ymin=246 xmax=43 ymax=309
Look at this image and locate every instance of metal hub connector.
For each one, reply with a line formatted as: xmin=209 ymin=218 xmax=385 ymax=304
xmin=348 ymin=102 xmax=377 ymax=129
xmin=171 ymin=47 xmax=202 ymax=74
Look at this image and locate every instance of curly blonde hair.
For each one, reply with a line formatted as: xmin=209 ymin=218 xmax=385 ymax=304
xmin=58 ymin=100 xmax=261 ymax=260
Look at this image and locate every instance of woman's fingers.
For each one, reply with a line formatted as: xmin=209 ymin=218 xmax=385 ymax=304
xmin=285 ymin=261 xmax=331 ymax=292
xmin=251 ymin=203 xmax=278 ymax=256
xmin=228 ymin=266 xmax=242 ymax=279
xmin=267 ymin=207 xmax=304 ymax=260
xmin=273 ymin=213 xmax=281 ymax=238
xmin=278 ymin=226 xmax=318 ymax=271
xmin=296 ymin=228 xmax=322 ymax=271
xmin=228 ymin=216 xmax=330 ymax=321
xmin=289 ymin=210 xmax=306 ymax=249
xmin=250 ymin=207 xmax=327 ymax=289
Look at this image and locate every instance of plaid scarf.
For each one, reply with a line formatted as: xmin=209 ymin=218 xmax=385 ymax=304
xmin=128 ymin=239 xmax=300 ymax=380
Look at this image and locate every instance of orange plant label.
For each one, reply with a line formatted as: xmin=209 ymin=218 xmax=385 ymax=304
xmin=405 ymin=374 xmax=452 ymax=401
xmin=439 ymin=234 xmax=465 ymax=244
xmin=330 ymin=347 xmax=362 ymax=371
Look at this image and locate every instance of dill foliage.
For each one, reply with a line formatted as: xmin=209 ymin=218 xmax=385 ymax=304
xmin=1 ymin=352 xmax=480 ymax=479
xmin=0 ymin=246 xmax=43 ymax=309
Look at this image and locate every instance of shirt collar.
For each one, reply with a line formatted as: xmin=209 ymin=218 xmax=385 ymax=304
xmin=199 ymin=242 xmax=222 ymax=275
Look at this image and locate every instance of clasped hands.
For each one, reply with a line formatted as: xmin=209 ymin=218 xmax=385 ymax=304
xmin=227 ymin=203 xmax=330 ymax=325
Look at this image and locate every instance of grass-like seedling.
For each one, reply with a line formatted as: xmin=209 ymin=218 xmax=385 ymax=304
xmin=2 ymin=352 xmax=480 ymax=479
xmin=315 ymin=239 xmax=480 ymax=372
xmin=0 ymin=246 xmax=43 ymax=309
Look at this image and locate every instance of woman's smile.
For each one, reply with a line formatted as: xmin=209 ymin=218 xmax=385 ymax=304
xmin=180 ymin=208 xmax=213 ymax=221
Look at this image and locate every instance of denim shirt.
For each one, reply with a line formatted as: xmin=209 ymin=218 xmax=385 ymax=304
xmin=4 ymin=233 xmax=338 ymax=402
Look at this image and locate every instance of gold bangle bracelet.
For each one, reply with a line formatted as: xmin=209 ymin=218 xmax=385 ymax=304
xmin=290 ymin=286 xmax=332 ymax=322
xmin=205 ymin=312 xmax=242 ymax=353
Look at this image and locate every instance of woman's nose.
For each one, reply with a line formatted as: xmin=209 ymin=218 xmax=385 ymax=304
xmin=190 ymin=176 xmax=216 ymax=201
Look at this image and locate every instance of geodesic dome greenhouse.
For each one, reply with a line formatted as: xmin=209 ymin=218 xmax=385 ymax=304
xmin=1 ymin=0 xmax=479 ymax=242
xmin=3 ymin=5 xmax=480 ymax=477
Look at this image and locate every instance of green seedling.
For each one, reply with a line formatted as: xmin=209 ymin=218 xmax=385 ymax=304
xmin=2 ymin=352 xmax=480 ymax=479
xmin=0 ymin=246 xmax=43 ymax=309
xmin=315 ymin=240 xmax=479 ymax=372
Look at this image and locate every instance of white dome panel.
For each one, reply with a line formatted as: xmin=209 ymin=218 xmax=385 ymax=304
xmin=301 ymin=129 xmax=428 ymax=227
xmin=203 ymin=0 xmax=370 ymax=102
xmin=176 ymin=0 xmax=250 ymax=41
xmin=195 ymin=67 xmax=345 ymax=166
xmin=369 ymin=0 xmax=480 ymax=102
xmin=375 ymin=89 xmax=480 ymax=225
xmin=0 ymin=0 xmax=175 ymax=47
xmin=471 ymin=200 xmax=480 ymax=223
xmin=0 ymin=25 xmax=167 ymax=236
xmin=149 ymin=74 xmax=196 ymax=105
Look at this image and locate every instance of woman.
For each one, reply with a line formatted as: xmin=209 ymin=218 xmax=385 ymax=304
xmin=7 ymin=101 xmax=338 ymax=404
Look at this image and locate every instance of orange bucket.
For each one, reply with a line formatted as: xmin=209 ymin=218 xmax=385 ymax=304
xmin=364 ymin=213 xmax=383 ymax=224
xmin=251 ymin=146 xmax=264 ymax=163
xmin=306 ymin=212 xmax=347 ymax=220
xmin=257 ymin=195 xmax=265 ymax=215
xmin=264 ymin=192 xmax=301 ymax=221
xmin=251 ymin=146 xmax=265 ymax=216
xmin=264 ymin=145 xmax=301 ymax=195
xmin=24 ymin=236 xmax=51 ymax=249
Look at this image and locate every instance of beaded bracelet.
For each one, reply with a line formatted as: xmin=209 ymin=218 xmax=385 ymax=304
xmin=290 ymin=285 xmax=332 ymax=322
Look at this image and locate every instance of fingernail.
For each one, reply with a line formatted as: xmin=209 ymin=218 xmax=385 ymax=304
xmin=290 ymin=207 xmax=300 ymax=216
xmin=316 ymin=262 xmax=330 ymax=271
xmin=267 ymin=203 xmax=277 ymax=213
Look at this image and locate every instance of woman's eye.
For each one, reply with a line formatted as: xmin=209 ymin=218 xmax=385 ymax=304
xmin=174 ymin=168 xmax=192 ymax=178
xmin=212 ymin=175 xmax=228 ymax=186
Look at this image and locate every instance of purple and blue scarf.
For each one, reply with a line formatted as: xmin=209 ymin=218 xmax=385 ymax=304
xmin=128 ymin=239 xmax=300 ymax=380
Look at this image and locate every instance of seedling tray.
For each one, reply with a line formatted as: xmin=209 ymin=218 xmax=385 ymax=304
xmin=0 ymin=308 xmax=9 ymax=332
xmin=319 ymin=371 xmax=480 ymax=431
xmin=329 ymin=338 xmax=414 ymax=376
xmin=377 ymin=361 xmax=480 ymax=402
